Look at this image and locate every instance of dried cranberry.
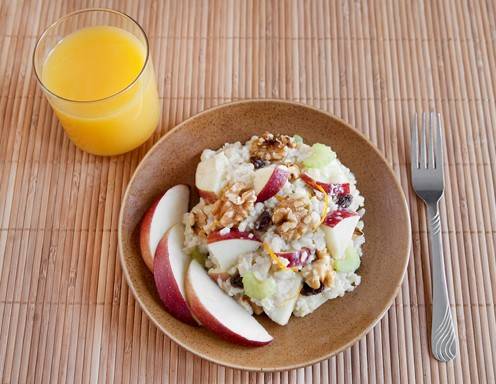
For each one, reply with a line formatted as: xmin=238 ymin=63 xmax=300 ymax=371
xmin=301 ymin=282 xmax=325 ymax=296
xmin=230 ymin=273 xmax=243 ymax=288
xmin=255 ymin=210 xmax=272 ymax=231
xmin=250 ymin=157 xmax=266 ymax=169
xmin=336 ymin=194 xmax=353 ymax=208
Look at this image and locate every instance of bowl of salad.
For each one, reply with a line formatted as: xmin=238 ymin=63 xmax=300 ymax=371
xmin=118 ymin=100 xmax=410 ymax=371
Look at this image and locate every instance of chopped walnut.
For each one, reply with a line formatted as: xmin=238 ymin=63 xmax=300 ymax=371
xmin=302 ymin=249 xmax=334 ymax=290
xmin=249 ymin=300 xmax=264 ymax=315
xmin=250 ymin=132 xmax=295 ymax=162
xmin=211 ymin=183 xmax=256 ymax=227
xmin=272 ymin=195 xmax=313 ymax=241
xmin=189 ymin=204 xmax=209 ymax=238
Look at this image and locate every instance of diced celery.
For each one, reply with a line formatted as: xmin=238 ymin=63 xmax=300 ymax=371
xmin=302 ymin=143 xmax=336 ymax=168
xmin=242 ymin=272 xmax=276 ymax=300
xmin=334 ymin=246 xmax=361 ymax=273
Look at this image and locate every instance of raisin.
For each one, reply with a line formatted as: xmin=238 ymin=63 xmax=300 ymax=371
xmin=301 ymin=282 xmax=326 ymax=296
xmin=336 ymin=194 xmax=353 ymax=208
xmin=250 ymin=156 xmax=266 ymax=169
xmin=255 ymin=210 xmax=272 ymax=231
xmin=230 ymin=273 xmax=244 ymax=288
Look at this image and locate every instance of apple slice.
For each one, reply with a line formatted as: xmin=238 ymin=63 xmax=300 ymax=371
xmin=276 ymin=248 xmax=311 ymax=268
xmin=207 ymin=230 xmax=261 ymax=271
xmin=322 ymin=210 xmax=360 ymax=259
xmin=153 ymin=224 xmax=197 ymax=325
xmin=196 ymin=153 xmax=229 ymax=203
xmin=301 ymin=173 xmax=350 ymax=197
xmin=264 ymin=271 xmax=302 ymax=325
xmin=254 ymin=165 xmax=289 ymax=202
xmin=140 ymin=185 xmax=190 ymax=271
xmin=185 ymin=260 xmax=273 ymax=346
xmin=207 ymin=229 xmax=259 ymax=243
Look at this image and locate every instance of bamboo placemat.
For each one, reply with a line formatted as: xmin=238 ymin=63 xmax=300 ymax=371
xmin=1 ymin=0 xmax=495 ymax=383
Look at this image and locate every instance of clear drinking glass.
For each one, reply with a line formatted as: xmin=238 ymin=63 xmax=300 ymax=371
xmin=33 ymin=9 xmax=160 ymax=156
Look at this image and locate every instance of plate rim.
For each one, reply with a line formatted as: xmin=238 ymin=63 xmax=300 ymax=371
xmin=118 ymin=99 xmax=411 ymax=372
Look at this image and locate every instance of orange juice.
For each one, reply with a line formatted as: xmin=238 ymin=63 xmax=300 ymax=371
xmin=41 ymin=26 xmax=160 ymax=155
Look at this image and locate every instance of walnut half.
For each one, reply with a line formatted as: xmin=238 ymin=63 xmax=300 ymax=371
xmin=250 ymin=132 xmax=295 ymax=162
xmin=211 ymin=183 xmax=256 ymax=228
xmin=272 ymin=195 xmax=313 ymax=241
xmin=302 ymin=249 xmax=334 ymax=290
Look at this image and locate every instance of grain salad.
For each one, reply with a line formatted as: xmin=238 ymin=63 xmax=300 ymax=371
xmin=183 ymin=132 xmax=365 ymax=325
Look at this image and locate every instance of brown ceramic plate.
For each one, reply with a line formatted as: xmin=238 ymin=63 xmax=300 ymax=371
xmin=118 ymin=100 xmax=410 ymax=371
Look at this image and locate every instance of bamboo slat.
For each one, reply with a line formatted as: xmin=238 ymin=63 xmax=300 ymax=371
xmin=0 ymin=0 xmax=495 ymax=383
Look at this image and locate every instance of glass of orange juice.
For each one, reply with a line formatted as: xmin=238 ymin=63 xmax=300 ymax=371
xmin=33 ymin=9 xmax=160 ymax=156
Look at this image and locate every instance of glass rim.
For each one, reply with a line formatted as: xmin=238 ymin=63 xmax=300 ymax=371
xmin=32 ymin=8 xmax=150 ymax=104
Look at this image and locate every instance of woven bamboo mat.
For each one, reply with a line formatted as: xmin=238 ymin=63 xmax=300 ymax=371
xmin=1 ymin=0 xmax=495 ymax=382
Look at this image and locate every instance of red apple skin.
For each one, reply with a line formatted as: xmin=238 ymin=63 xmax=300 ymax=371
xmin=140 ymin=197 xmax=160 ymax=271
xmin=153 ymin=232 xmax=198 ymax=326
xmin=184 ymin=276 xmax=272 ymax=347
xmin=301 ymin=173 xmax=350 ymax=197
xmin=256 ymin=167 xmax=289 ymax=202
xmin=139 ymin=185 xmax=191 ymax=272
xmin=207 ymin=229 xmax=260 ymax=243
xmin=323 ymin=210 xmax=359 ymax=228
xmin=276 ymin=247 xmax=311 ymax=267
xmin=198 ymin=189 xmax=218 ymax=204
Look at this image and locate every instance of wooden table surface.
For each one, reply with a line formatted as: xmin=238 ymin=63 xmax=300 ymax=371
xmin=1 ymin=1 xmax=495 ymax=383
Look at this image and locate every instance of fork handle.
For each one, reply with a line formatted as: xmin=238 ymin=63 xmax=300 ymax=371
xmin=427 ymin=202 xmax=457 ymax=361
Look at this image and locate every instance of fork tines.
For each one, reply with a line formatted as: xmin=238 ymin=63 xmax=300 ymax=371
xmin=411 ymin=112 xmax=444 ymax=174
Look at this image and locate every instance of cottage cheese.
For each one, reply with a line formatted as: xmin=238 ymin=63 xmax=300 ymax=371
xmin=183 ymin=133 xmax=365 ymax=325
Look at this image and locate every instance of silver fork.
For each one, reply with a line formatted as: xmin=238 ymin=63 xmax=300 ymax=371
xmin=411 ymin=112 xmax=457 ymax=362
